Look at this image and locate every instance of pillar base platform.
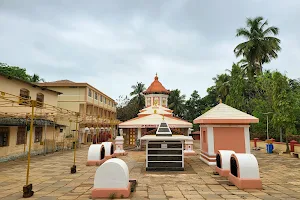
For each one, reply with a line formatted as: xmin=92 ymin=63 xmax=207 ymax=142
xmin=228 ymin=173 xmax=262 ymax=189
xmin=184 ymin=150 xmax=196 ymax=156
xmin=215 ymin=166 xmax=230 ymax=177
xmin=114 ymin=151 xmax=128 ymax=156
xmin=86 ymin=159 xmax=106 ymax=166
xmin=92 ymin=182 xmax=132 ymax=199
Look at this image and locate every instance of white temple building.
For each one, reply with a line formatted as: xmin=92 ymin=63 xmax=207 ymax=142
xmin=119 ymin=74 xmax=193 ymax=146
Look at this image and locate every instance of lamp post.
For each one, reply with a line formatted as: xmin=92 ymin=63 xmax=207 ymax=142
xmin=262 ymin=112 xmax=273 ymax=140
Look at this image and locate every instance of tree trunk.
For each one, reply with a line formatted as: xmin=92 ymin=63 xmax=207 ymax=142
xmin=279 ymin=127 xmax=283 ymax=142
xmin=285 ymin=128 xmax=290 ymax=153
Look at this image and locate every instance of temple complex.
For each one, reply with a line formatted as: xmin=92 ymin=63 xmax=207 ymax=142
xmin=119 ymin=74 xmax=192 ymax=146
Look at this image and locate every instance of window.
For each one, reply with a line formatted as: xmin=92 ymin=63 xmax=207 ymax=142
xmin=104 ymin=97 xmax=106 ymax=104
xmin=147 ymin=97 xmax=151 ymax=106
xmin=95 ymin=93 xmax=98 ymax=100
xmin=0 ymin=127 xmax=9 ymax=147
xmin=36 ymin=93 xmax=44 ymax=108
xmin=19 ymin=88 xmax=30 ymax=105
xmin=88 ymin=88 xmax=92 ymax=97
xmin=35 ymin=127 xmax=43 ymax=143
xmin=162 ymin=98 xmax=166 ymax=106
xmin=100 ymin=95 xmax=103 ymax=102
xmin=17 ymin=126 xmax=27 ymax=145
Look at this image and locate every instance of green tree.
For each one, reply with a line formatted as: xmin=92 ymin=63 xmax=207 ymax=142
xmin=116 ymin=95 xmax=140 ymax=122
xmin=225 ymin=63 xmax=246 ymax=111
xmin=30 ymin=74 xmax=45 ymax=83
xmin=271 ymin=72 xmax=296 ymax=152
xmin=168 ymin=89 xmax=186 ymax=118
xmin=184 ymin=90 xmax=205 ymax=130
xmin=130 ymin=82 xmax=145 ymax=110
xmin=234 ymin=16 xmax=281 ymax=75
xmin=212 ymin=73 xmax=230 ymax=102
xmin=0 ymin=62 xmax=45 ymax=82
xmin=0 ymin=63 xmax=31 ymax=81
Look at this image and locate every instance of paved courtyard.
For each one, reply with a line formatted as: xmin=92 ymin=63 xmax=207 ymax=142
xmin=1 ymin=143 xmax=300 ymax=200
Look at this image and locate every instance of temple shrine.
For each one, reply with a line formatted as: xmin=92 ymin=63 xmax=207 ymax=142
xmin=119 ymin=74 xmax=192 ymax=146
xmin=193 ymin=101 xmax=259 ymax=165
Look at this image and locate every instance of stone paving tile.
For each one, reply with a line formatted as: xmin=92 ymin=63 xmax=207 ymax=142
xmin=1 ymin=143 xmax=300 ymax=199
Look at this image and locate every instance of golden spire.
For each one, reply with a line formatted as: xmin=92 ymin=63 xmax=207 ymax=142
xmin=155 ymin=72 xmax=158 ymax=80
xmin=162 ymin=114 xmax=164 ymax=120
xmin=219 ymin=99 xmax=222 ymax=104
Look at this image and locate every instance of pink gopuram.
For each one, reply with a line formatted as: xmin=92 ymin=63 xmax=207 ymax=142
xmin=193 ymin=102 xmax=259 ymax=165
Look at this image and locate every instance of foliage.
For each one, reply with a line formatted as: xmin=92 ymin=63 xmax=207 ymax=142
xmin=234 ymin=16 xmax=281 ymax=75
xmin=117 ymin=16 xmax=300 ymax=141
xmin=116 ymin=95 xmax=140 ymax=122
xmin=130 ymin=82 xmax=146 ymax=110
xmin=225 ymin=63 xmax=246 ymax=112
xmin=168 ymin=89 xmax=186 ymax=118
xmin=0 ymin=62 xmax=45 ymax=82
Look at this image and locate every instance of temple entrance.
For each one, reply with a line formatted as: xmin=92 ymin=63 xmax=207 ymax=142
xmin=129 ymin=128 xmax=136 ymax=145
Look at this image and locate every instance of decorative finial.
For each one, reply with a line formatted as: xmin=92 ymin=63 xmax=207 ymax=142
xmin=155 ymin=73 xmax=158 ymax=80
xmin=219 ymin=99 xmax=222 ymax=104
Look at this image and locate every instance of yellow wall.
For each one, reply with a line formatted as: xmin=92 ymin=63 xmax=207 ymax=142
xmin=0 ymin=125 xmax=64 ymax=159
xmin=0 ymin=75 xmax=59 ymax=114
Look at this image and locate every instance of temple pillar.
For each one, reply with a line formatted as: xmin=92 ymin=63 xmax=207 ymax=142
xmin=137 ymin=128 xmax=142 ymax=149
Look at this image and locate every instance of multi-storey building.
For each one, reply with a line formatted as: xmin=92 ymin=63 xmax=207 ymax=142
xmin=0 ymin=72 xmax=66 ymax=160
xmin=38 ymin=80 xmax=119 ymax=144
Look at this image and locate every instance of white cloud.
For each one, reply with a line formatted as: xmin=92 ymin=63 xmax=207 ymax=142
xmin=0 ymin=0 xmax=299 ymax=101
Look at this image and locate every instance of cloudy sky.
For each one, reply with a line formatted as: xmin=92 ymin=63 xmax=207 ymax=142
xmin=1 ymin=0 xmax=300 ymax=101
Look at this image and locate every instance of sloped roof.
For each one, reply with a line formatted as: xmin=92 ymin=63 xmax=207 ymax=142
xmin=119 ymin=114 xmax=192 ymax=128
xmin=193 ymin=103 xmax=259 ymax=124
xmin=0 ymin=72 xmax=62 ymax=95
xmin=143 ymin=74 xmax=170 ymax=94
xmin=50 ymin=80 xmax=75 ymax=83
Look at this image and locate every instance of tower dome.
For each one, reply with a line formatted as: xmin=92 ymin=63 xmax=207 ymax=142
xmin=143 ymin=74 xmax=170 ymax=107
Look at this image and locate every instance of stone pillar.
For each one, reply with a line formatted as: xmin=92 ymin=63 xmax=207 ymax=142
xmin=137 ymin=128 xmax=141 ymax=139
xmin=114 ymin=136 xmax=127 ymax=156
xmin=184 ymin=136 xmax=196 ymax=156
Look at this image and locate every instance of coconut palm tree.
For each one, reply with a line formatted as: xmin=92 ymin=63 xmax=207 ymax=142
xmin=234 ymin=16 xmax=281 ymax=75
xmin=212 ymin=73 xmax=231 ymax=102
xmin=130 ymin=82 xmax=145 ymax=110
xmin=30 ymin=74 xmax=45 ymax=82
xmin=168 ymin=89 xmax=186 ymax=118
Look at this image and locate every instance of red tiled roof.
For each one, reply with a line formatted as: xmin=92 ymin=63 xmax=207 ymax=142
xmin=143 ymin=74 xmax=170 ymax=94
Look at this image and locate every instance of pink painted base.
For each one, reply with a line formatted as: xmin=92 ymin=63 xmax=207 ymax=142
xmin=228 ymin=173 xmax=262 ymax=189
xmin=86 ymin=159 xmax=106 ymax=166
xmin=215 ymin=166 xmax=230 ymax=177
xmin=184 ymin=151 xmax=196 ymax=156
xmin=91 ymin=182 xmax=132 ymax=199
xmin=114 ymin=152 xmax=128 ymax=156
xmin=105 ymin=155 xmax=113 ymax=159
